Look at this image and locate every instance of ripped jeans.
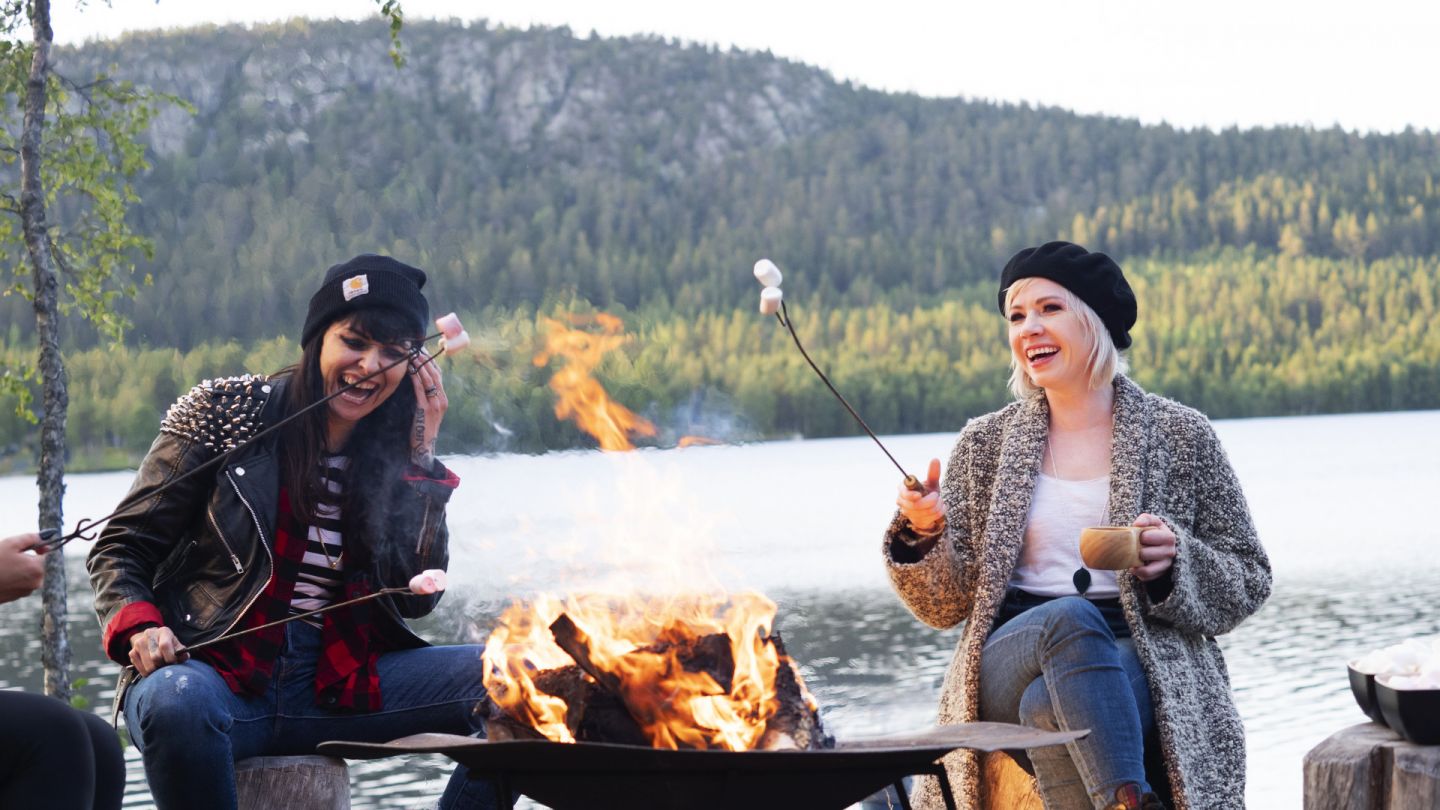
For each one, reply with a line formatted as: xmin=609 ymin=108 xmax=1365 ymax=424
xmin=977 ymin=593 xmax=1155 ymax=809
xmin=123 ymin=620 xmax=503 ymax=810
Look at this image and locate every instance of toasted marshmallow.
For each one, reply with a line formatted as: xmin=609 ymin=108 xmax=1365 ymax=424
xmin=759 ymin=286 xmax=783 ymax=315
xmin=435 ymin=313 xmax=464 ymax=339
xmin=440 ymin=330 xmax=471 ymax=355
xmin=753 ymin=259 xmax=782 ymax=288
xmin=408 ymin=569 xmax=449 ymax=595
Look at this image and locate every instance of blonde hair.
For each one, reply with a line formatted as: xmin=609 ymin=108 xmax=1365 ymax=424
xmin=1004 ymin=277 xmax=1128 ymax=399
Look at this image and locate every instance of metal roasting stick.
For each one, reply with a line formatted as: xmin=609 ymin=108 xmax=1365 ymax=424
xmin=36 ymin=333 xmax=449 ymax=552
xmin=774 ymin=301 xmax=926 ymax=494
xmin=175 ymin=587 xmax=414 ymax=656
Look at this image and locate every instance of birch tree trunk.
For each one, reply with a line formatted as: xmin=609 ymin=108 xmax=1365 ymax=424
xmin=20 ymin=0 xmax=72 ymax=702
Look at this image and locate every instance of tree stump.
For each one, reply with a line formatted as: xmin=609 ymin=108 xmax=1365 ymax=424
xmin=236 ymin=755 xmax=351 ymax=810
xmin=1303 ymin=722 xmax=1440 ymax=809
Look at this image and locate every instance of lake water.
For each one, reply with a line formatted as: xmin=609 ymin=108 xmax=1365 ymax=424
xmin=2 ymin=409 xmax=1439 ymax=808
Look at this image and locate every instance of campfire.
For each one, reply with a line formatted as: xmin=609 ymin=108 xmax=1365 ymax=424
xmin=480 ymin=592 xmax=829 ymax=751
xmin=480 ymin=314 xmax=830 ymax=753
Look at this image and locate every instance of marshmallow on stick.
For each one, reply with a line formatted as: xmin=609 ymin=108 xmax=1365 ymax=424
xmin=435 ymin=313 xmax=471 ymax=355
xmin=759 ymin=286 xmax=783 ymax=315
xmin=753 ymin=259 xmax=782 ymax=288
xmin=408 ymin=569 xmax=449 ymax=595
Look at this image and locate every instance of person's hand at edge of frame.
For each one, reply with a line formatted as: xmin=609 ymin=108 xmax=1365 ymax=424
xmin=0 ymin=533 xmax=48 ymax=605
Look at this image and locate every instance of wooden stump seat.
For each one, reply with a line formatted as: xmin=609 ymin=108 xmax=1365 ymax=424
xmin=236 ymin=755 xmax=351 ymax=810
xmin=1304 ymin=722 xmax=1440 ymax=809
xmin=982 ymin=751 xmax=1044 ymax=810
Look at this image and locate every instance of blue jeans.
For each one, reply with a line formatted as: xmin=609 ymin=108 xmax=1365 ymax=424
xmin=978 ymin=595 xmax=1154 ymax=809
xmin=124 ymin=621 xmax=504 ymax=810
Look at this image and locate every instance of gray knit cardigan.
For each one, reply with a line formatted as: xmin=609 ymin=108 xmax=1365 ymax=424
xmin=883 ymin=375 xmax=1271 ymax=810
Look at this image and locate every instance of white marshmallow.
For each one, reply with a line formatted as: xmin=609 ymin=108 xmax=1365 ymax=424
xmin=408 ymin=569 xmax=449 ymax=595
xmin=1354 ymin=636 xmax=1440 ymax=677
xmin=440 ymin=330 xmax=471 ymax=355
xmin=1380 ymin=672 xmax=1440 ymax=690
xmin=753 ymin=259 xmax=782 ymax=288
xmin=759 ymin=286 xmax=783 ymax=315
xmin=435 ymin=312 xmax=464 ymax=339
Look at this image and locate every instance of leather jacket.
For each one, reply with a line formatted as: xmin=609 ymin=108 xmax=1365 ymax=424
xmin=86 ymin=374 xmax=456 ymax=711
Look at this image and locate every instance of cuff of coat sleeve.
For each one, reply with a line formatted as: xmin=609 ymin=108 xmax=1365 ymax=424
xmin=103 ymin=601 xmax=164 ymax=664
xmin=404 ymin=460 xmax=460 ymax=487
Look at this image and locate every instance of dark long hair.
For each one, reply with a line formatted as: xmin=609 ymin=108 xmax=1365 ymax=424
xmin=279 ymin=307 xmax=423 ymax=550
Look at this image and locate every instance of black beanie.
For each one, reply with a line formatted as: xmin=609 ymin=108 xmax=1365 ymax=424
xmin=301 ymin=254 xmax=430 ymax=347
xmin=997 ymin=241 xmax=1137 ymax=350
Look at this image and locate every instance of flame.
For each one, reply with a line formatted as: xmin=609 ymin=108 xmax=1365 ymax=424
xmin=482 ymin=591 xmax=784 ymax=751
xmin=534 ymin=314 xmax=657 ymax=451
xmin=677 ymin=436 xmax=722 ymax=448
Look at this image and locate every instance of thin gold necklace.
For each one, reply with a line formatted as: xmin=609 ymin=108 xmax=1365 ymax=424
xmin=318 ymin=537 xmax=343 ymax=570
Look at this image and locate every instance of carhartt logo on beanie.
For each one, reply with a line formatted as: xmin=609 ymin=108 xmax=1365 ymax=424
xmin=342 ymin=274 xmax=370 ymax=301
xmin=302 ymin=254 xmax=429 ymax=346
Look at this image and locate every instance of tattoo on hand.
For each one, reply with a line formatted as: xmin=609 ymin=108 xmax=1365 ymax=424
xmin=411 ymin=410 xmax=435 ymax=468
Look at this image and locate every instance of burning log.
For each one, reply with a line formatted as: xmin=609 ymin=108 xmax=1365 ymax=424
xmin=483 ymin=592 xmax=832 ymax=752
xmin=488 ymin=612 xmax=832 ymax=752
xmin=757 ymin=633 xmax=833 ymax=751
xmin=486 ymin=664 xmax=650 ymax=746
xmin=547 ymin=614 xmax=747 ymax=744
xmin=550 ymin=613 xmax=737 ymax=700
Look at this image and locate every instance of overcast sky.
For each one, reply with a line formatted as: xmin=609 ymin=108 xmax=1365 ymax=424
xmin=48 ymin=0 xmax=1439 ymax=134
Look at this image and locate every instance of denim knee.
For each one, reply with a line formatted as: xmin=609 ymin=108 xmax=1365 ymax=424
xmin=126 ymin=665 xmax=231 ymax=745
xmin=1017 ymin=676 xmax=1059 ymax=731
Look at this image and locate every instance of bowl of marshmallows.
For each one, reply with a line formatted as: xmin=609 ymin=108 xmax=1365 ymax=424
xmin=1349 ymin=636 xmax=1440 ymax=745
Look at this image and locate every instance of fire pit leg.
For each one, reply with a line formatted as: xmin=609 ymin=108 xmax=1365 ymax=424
xmin=930 ymin=763 xmax=959 ymax=810
xmin=891 ymin=780 xmax=913 ymax=810
xmin=489 ymin=771 xmax=514 ymax=807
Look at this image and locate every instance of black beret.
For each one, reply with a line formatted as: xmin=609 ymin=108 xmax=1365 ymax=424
xmin=997 ymin=241 xmax=1137 ymax=349
xmin=301 ymin=254 xmax=429 ymax=347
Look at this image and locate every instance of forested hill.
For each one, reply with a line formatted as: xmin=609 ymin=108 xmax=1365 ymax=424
xmin=30 ymin=17 xmax=1440 ymax=347
xmin=3 ymin=19 xmax=1439 ymax=467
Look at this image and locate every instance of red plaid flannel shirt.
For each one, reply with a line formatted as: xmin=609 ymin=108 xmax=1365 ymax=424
xmin=194 ymin=487 xmax=388 ymax=710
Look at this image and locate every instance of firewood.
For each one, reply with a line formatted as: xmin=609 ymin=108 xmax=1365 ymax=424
xmin=549 ymin=614 xmax=624 ymax=695
xmin=763 ymin=633 xmax=834 ymax=750
xmin=644 ymin=626 xmax=735 ymax=695
xmin=484 ymin=708 xmax=547 ymax=742
xmin=574 ymin=688 xmax=651 ymax=746
xmin=533 ymin=665 xmax=594 ymax=740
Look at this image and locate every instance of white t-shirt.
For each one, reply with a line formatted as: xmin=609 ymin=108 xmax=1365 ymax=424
xmin=1009 ymin=472 xmax=1119 ymax=598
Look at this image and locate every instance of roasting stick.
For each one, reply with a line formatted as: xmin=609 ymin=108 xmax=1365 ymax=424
xmin=752 ymin=260 xmax=925 ymax=494
xmin=35 ymin=316 xmax=473 ymax=552
xmin=177 ymin=588 xmax=411 ymax=655
xmin=177 ymin=571 xmax=448 ymax=656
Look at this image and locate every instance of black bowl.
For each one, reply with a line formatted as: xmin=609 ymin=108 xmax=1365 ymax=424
xmin=1348 ymin=664 xmax=1387 ymax=726
xmin=1375 ymin=677 xmax=1440 ymax=745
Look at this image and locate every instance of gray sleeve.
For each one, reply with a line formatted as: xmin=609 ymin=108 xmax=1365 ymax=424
xmin=1145 ymin=418 xmax=1272 ymax=636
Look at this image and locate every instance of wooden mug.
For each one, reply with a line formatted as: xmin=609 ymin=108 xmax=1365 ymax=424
xmin=1079 ymin=526 xmax=1144 ymax=570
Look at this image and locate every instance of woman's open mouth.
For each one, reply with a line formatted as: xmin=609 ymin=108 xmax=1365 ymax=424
xmin=1025 ymin=345 xmax=1059 ymax=368
xmin=337 ymin=374 xmax=380 ymax=404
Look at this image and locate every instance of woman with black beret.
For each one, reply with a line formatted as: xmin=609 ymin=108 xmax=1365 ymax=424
xmin=883 ymin=242 xmax=1271 ymax=809
xmin=88 ymin=255 xmax=506 ymax=809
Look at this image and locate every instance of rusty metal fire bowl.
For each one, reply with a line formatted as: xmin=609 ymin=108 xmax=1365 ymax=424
xmin=320 ymin=722 xmax=1084 ymax=810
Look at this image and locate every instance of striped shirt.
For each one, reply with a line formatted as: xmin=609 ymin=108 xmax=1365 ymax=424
xmin=291 ymin=454 xmax=348 ymax=617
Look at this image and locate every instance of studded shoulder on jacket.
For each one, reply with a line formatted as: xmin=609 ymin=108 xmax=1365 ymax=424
xmin=159 ymin=374 xmax=271 ymax=453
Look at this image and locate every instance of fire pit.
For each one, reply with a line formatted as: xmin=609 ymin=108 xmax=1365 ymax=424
xmin=320 ymin=723 xmax=1084 ymax=810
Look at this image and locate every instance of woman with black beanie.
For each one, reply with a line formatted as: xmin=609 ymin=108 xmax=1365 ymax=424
xmin=883 ymin=242 xmax=1271 ymax=810
xmin=88 ymin=255 xmax=505 ymax=810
